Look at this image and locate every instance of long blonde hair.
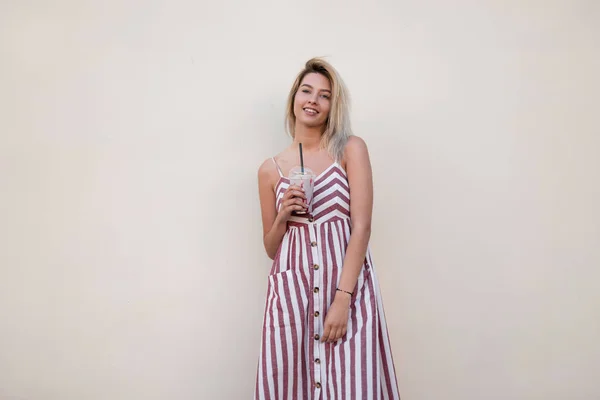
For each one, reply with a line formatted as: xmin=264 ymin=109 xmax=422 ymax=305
xmin=285 ymin=58 xmax=353 ymax=162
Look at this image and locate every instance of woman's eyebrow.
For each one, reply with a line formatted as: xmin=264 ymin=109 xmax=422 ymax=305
xmin=300 ymin=84 xmax=331 ymax=93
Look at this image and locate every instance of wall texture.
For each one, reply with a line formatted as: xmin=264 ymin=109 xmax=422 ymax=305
xmin=1 ymin=0 xmax=599 ymax=399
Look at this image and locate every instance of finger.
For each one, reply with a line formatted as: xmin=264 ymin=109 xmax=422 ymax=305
xmin=328 ymin=328 xmax=337 ymax=342
xmin=327 ymin=325 xmax=338 ymax=342
xmin=321 ymin=323 xmax=332 ymax=343
xmin=295 ymin=198 xmax=308 ymax=207
xmin=285 ymin=199 xmax=307 ymax=210
xmin=286 ymin=199 xmax=307 ymax=210
xmin=288 ymin=190 xmax=306 ymax=200
xmin=284 ymin=189 xmax=305 ymax=201
xmin=333 ymin=328 xmax=343 ymax=342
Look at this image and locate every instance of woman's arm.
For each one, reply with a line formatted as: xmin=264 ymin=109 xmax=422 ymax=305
xmin=337 ymin=136 xmax=373 ymax=294
xmin=257 ymin=160 xmax=306 ymax=259
xmin=321 ymin=136 xmax=374 ymax=342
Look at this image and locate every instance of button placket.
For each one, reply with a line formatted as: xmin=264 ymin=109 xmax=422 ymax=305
xmin=308 ymin=221 xmax=322 ymax=395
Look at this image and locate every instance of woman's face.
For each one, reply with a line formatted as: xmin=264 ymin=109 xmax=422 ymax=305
xmin=293 ymin=72 xmax=332 ymax=130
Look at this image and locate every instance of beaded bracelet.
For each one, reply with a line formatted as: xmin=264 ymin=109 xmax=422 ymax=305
xmin=336 ymin=288 xmax=353 ymax=296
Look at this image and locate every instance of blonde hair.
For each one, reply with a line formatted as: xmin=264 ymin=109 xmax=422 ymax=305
xmin=285 ymin=57 xmax=353 ymax=162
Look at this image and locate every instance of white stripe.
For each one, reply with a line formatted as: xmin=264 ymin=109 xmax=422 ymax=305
xmin=312 ymin=197 xmax=350 ymax=216
xmin=291 ymin=230 xmax=305 ymax=400
xmin=315 ymin=170 xmax=348 ymax=191
xmin=276 ymin=272 xmax=294 ymax=399
xmin=343 ymin=316 xmax=352 ymax=397
xmin=270 ymin=276 xmax=284 ymax=400
xmin=325 ymin=222 xmax=337 ymax=400
xmin=264 ymin=282 xmax=276 ymax=399
xmin=364 ymin=273 xmax=374 ymax=398
xmin=299 ymin=228 xmax=312 ymax=398
xmin=276 ymin=231 xmax=290 ymax=273
xmin=335 ymin=342 xmax=343 ymax=399
xmin=355 ymin=287 xmax=364 ymax=397
xmin=314 ymin=179 xmax=350 ymax=200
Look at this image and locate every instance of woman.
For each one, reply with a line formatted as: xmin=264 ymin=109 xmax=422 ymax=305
xmin=255 ymin=58 xmax=401 ymax=399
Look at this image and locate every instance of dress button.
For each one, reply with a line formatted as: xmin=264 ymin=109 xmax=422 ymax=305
xmin=308 ymin=216 xmax=314 ymax=222
xmin=313 ymin=287 xmax=319 ymax=294
xmin=314 ymin=311 xmax=320 ymax=317
xmin=315 ymin=382 xmax=321 ymax=389
xmin=311 ymin=241 xmax=317 ymax=247
xmin=313 ymin=264 xmax=319 ymax=270
xmin=314 ymin=334 xmax=320 ymax=340
xmin=315 ymin=358 xmax=321 ymax=364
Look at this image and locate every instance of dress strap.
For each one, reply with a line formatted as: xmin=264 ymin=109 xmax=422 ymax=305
xmin=271 ymin=157 xmax=284 ymax=177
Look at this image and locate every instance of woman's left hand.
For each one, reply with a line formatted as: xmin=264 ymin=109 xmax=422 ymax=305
xmin=321 ymin=292 xmax=352 ymax=343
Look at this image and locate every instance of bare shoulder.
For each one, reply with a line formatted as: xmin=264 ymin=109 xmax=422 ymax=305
xmin=258 ymin=157 xmax=278 ymax=187
xmin=343 ymin=135 xmax=370 ymax=164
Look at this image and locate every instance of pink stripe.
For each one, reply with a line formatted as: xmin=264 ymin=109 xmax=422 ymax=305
xmin=325 ymin=224 xmax=338 ymax=316
xmin=276 ymin=182 xmax=288 ymax=194
xmin=257 ymin=285 xmax=270 ymax=399
xmin=314 ymin=175 xmax=350 ymax=196
xmin=340 ymin=339 xmax=347 ymax=399
xmin=314 ymin=204 xmax=351 ymax=221
xmin=360 ymin=279 xmax=368 ymax=399
xmin=383 ymin=308 xmax=401 ymax=397
xmin=330 ymin=343 xmax=338 ymax=400
xmin=321 ymin=224 xmax=330 ymax=324
xmin=312 ymin=189 xmax=350 ymax=211
xmin=273 ymin=280 xmax=286 ymax=399
xmin=274 ymin=177 xmax=289 ymax=193
xmin=367 ymin=270 xmax=379 ymax=397
xmin=364 ymin=254 xmax=379 ymax=399
xmin=350 ymin=300 xmax=358 ymax=400
xmin=321 ymin=223 xmax=332 ymax=398
xmin=279 ymin=241 xmax=298 ymax=398
xmin=290 ymin=235 xmax=304 ymax=399
xmin=379 ymin=321 xmax=394 ymax=396
xmin=297 ymin=230 xmax=310 ymax=301
xmin=262 ymin=285 xmax=275 ymax=399
xmin=324 ymin=224 xmax=346 ymax=399
xmin=338 ymin=221 xmax=357 ymax=399
xmin=336 ymin=222 xmax=349 ymax=400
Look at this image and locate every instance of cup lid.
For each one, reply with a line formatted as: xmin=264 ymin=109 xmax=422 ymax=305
xmin=288 ymin=166 xmax=314 ymax=177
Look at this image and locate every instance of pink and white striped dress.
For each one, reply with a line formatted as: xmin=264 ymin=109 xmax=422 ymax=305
xmin=255 ymin=159 xmax=401 ymax=400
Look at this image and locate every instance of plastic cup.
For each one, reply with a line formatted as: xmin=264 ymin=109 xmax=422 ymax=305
xmin=288 ymin=166 xmax=315 ymax=214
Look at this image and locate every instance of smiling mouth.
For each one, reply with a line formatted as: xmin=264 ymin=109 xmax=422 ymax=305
xmin=303 ymin=107 xmax=319 ymax=116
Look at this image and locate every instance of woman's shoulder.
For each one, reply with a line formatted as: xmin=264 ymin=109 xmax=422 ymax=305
xmin=342 ymin=135 xmax=369 ymax=162
xmin=257 ymin=157 xmax=277 ymax=181
xmin=345 ymin=135 xmax=368 ymax=150
xmin=257 ymin=147 xmax=292 ymax=184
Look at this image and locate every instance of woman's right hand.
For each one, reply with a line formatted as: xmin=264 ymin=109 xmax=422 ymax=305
xmin=277 ymin=184 xmax=307 ymax=221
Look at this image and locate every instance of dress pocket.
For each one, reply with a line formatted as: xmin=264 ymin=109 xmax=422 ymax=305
xmin=266 ymin=269 xmax=298 ymax=328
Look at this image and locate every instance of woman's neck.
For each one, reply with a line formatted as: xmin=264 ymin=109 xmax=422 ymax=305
xmin=293 ymin=124 xmax=324 ymax=152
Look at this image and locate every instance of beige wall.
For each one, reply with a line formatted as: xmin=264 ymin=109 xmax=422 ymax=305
xmin=1 ymin=1 xmax=599 ymax=399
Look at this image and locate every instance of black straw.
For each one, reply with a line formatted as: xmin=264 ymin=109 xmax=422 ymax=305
xmin=299 ymin=143 xmax=304 ymax=174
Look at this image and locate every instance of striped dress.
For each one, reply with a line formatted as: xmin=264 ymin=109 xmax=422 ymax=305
xmin=255 ymin=159 xmax=400 ymax=400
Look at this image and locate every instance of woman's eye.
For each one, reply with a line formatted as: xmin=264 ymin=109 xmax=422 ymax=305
xmin=302 ymin=89 xmax=310 ymax=93
xmin=321 ymin=94 xmax=330 ymax=99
